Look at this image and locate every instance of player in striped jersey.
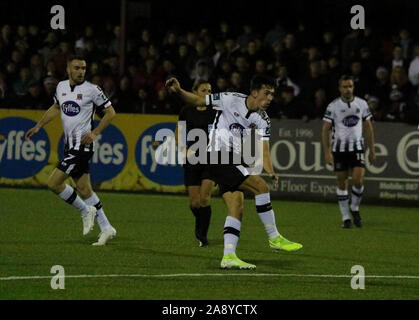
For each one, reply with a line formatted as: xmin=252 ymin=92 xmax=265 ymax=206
xmin=322 ymin=75 xmax=376 ymax=228
xmin=167 ymin=75 xmax=302 ymax=269
xmin=25 ymin=56 xmax=117 ymax=245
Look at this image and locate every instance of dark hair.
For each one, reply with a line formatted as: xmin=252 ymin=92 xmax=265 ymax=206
xmin=67 ymin=55 xmax=86 ymax=65
xmin=192 ymin=80 xmax=211 ymax=92
xmin=250 ymin=74 xmax=276 ymax=91
xmin=339 ymin=74 xmax=353 ymax=84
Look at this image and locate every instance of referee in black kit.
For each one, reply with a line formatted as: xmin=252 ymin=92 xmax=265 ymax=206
xmin=175 ymin=80 xmax=244 ymax=247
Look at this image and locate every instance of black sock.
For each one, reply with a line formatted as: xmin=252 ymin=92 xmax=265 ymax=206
xmin=199 ymin=206 xmax=212 ymax=239
xmin=190 ymin=207 xmax=200 ymax=218
xmin=191 ymin=207 xmax=201 ymax=239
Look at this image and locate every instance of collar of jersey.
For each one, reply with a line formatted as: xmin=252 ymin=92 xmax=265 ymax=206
xmin=69 ymin=80 xmax=85 ymax=92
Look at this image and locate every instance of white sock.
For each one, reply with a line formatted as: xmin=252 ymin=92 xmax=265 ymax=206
xmin=223 ymin=216 xmax=241 ymax=255
xmin=350 ymin=186 xmax=364 ymax=212
xmin=58 ymin=185 xmax=89 ymax=216
xmin=84 ymin=193 xmax=112 ymax=232
xmin=337 ymin=188 xmax=351 ymax=221
xmin=255 ymin=193 xmax=280 ymax=239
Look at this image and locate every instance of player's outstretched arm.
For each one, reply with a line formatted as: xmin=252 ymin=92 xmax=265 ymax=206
xmin=321 ymin=121 xmax=333 ymax=165
xmin=165 ymin=77 xmax=206 ymax=106
xmin=25 ymin=103 xmax=60 ymax=141
xmin=81 ymin=105 xmax=116 ymax=144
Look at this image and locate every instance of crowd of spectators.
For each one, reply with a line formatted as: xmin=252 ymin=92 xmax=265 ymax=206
xmin=1 ymin=21 xmax=419 ymax=124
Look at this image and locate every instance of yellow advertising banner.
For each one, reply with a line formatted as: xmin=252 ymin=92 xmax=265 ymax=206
xmin=0 ymin=109 xmax=187 ymax=193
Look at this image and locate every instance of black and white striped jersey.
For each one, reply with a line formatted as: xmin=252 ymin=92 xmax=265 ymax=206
xmin=323 ymin=96 xmax=372 ymax=153
xmin=205 ymin=92 xmax=270 ymax=154
xmin=53 ymin=80 xmax=111 ymax=152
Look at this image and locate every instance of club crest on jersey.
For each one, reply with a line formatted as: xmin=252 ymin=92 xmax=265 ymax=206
xmin=229 ymin=123 xmax=245 ymax=136
xmin=77 ymin=94 xmax=83 ymax=100
xmin=249 ymin=123 xmax=256 ymax=129
xmin=356 ymin=108 xmax=360 ymax=113
xmin=342 ymin=115 xmax=360 ymax=127
xmin=212 ymin=93 xmax=220 ymax=100
xmin=234 ymin=112 xmax=240 ymax=117
xmin=61 ymin=101 xmax=81 ymax=116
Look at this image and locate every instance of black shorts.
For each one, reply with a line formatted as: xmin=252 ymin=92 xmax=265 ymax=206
xmin=57 ymin=147 xmax=94 ymax=179
xmin=333 ymin=151 xmax=365 ymax=171
xmin=208 ymin=164 xmax=249 ymax=195
xmin=183 ymin=164 xmax=211 ymax=187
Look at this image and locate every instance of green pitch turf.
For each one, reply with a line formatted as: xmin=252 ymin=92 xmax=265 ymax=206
xmin=1 ymin=188 xmax=418 ymax=300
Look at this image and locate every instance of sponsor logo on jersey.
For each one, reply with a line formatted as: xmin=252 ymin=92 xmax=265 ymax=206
xmin=135 ymin=122 xmax=183 ymax=186
xmin=61 ymin=101 xmax=81 ymax=116
xmin=0 ymin=117 xmax=50 ymax=179
xmin=342 ymin=115 xmax=360 ymax=127
xmin=58 ymin=121 xmax=127 ymax=182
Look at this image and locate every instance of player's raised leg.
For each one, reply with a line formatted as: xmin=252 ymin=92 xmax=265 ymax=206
xmin=350 ymin=167 xmax=365 ymax=227
xmin=220 ymin=191 xmax=255 ymax=270
xmin=336 ymin=170 xmax=351 ymax=228
xmin=239 ymin=175 xmax=302 ymax=251
xmin=74 ymin=173 xmax=116 ymax=245
xmin=47 ymin=168 xmax=96 ymax=235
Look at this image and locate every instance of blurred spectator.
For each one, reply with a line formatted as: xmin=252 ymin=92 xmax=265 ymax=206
xmin=274 ymin=64 xmax=300 ymax=96
xmin=215 ymin=76 xmax=228 ymax=92
xmin=13 ymin=67 xmax=31 ymax=97
xmin=308 ymin=88 xmax=328 ymax=119
xmin=391 ymin=45 xmax=407 ymax=71
xmin=408 ymin=43 xmax=419 ymax=87
xmin=237 ymin=24 xmax=258 ymax=50
xmin=399 ymin=29 xmax=413 ymax=60
xmin=151 ymin=87 xmax=177 ymax=114
xmin=190 ymin=60 xmax=211 ymax=83
xmin=264 ymin=22 xmax=285 ymax=47
xmin=282 ymin=33 xmax=300 ymax=78
xmin=18 ymin=80 xmax=46 ymax=109
xmin=365 ymin=95 xmax=383 ymax=121
xmin=300 ymin=60 xmax=329 ymax=102
xmin=326 ymin=55 xmax=341 ymax=98
xmin=272 ymin=86 xmax=309 ymax=120
xmin=113 ymin=75 xmax=136 ymax=113
xmin=39 ymin=32 xmax=59 ymax=67
xmin=322 ymin=31 xmax=339 ymax=58
xmin=52 ymin=41 xmax=73 ymax=77
xmin=133 ymin=88 xmax=154 ymax=113
xmin=43 ymin=76 xmax=58 ymax=103
xmin=349 ymin=60 xmax=369 ymax=98
xmin=385 ymin=66 xmax=413 ymax=121
xmin=341 ymin=30 xmax=360 ymax=69
xmin=234 ymin=55 xmax=250 ymax=86
xmin=371 ymin=66 xmax=391 ymax=111
xmin=29 ymin=54 xmax=43 ymax=82
xmin=228 ymin=71 xmax=244 ymax=92
xmin=162 ymin=30 xmax=178 ymax=58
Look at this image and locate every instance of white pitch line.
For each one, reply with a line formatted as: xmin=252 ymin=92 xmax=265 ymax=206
xmin=1 ymin=273 xmax=419 ymax=281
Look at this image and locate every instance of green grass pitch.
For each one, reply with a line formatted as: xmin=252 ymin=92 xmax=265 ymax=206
xmin=1 ymin=188 xmax=418 ymax=300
